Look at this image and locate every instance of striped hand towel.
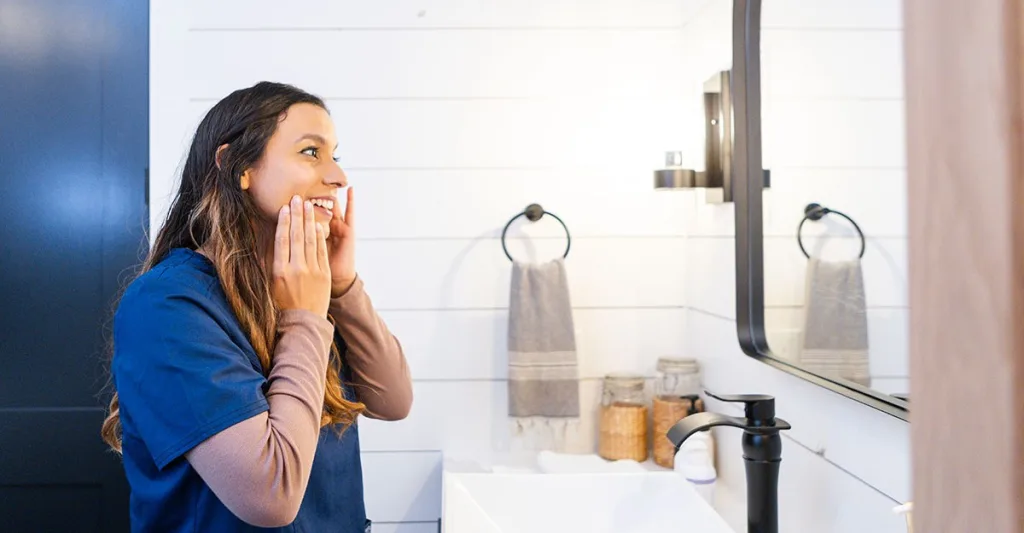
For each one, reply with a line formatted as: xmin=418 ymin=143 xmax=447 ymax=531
xmin=507 ymin=258 xmax=580 ymax=420
xmin=799 ymin=257 xmax=871 ymax=387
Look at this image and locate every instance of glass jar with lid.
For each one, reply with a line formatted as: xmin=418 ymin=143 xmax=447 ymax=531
xmin=653 ymin=358 xmax=704 ymax=468
xmin=601 ymin=373 xmax=647 ymax=407
xmin=598 ymin=373 xmax=648 ymax=462
xmin=655 ymin=357 xmax=701 ymax=399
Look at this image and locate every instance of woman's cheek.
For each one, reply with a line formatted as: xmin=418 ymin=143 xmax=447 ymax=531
xmin=247 ymin=185 xmax=287 ymax=221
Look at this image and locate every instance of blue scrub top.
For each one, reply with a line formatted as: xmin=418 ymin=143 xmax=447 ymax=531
xmin=112 ymin=248 xmax=369 ymax=532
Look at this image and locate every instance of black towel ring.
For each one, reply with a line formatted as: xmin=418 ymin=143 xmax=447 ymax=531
xmin=797 ymin=203 xmax=866 ymax=259
xmin=501 ymin=203 xmax=571 ymax=262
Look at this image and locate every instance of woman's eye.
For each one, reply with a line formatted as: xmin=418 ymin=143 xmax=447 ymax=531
xmin=301 ymin=147 xmax=319 ymax=158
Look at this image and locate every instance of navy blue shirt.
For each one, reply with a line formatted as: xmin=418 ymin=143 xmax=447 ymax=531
xmin=112 ymin=248 xmax=368 ymax=532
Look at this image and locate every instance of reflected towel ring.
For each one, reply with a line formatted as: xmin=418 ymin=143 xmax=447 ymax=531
xmin=501 ymin=203 xmax=571 ymax=262
xmin=797 ymin=203 xmax=865 ymax=259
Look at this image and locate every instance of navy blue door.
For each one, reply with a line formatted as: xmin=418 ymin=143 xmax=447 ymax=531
xmin=0 ymin=1 xmax=148 ymax=531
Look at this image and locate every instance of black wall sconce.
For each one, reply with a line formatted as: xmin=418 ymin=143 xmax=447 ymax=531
xmin=655 ymin=70 xmax=770 ymax=203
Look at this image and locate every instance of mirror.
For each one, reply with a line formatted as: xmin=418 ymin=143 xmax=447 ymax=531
xmin=734 ymin=0 xmax=910 ymax=419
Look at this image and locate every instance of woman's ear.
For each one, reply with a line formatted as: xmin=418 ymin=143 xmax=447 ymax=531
xmin=216 ymin=143 xmax=251 ymax=190
xmin=215 ymin=144 xmax=229 ymax=169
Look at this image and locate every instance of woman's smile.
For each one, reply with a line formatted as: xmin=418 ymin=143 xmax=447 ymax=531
xmin=308 ymin=196 xmax=335 ymax=222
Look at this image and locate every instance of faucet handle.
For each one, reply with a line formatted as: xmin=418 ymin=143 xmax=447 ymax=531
xmin=704 ymin=390 xmax=778 ymax=422
xmin=704 ymin=391 xmax=774 ymax=403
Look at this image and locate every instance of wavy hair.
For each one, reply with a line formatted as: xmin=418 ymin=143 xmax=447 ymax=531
xmin=101 ymin=81 xmax=365 ymax=453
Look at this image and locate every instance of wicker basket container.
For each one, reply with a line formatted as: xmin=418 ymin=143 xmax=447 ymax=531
xmin=598 ymin=402 xmax=649 ymax=462
xmin=653 ymin=395 xmax=703 ymax=468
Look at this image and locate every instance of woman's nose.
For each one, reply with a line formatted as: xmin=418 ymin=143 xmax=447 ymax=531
xmin=325 ymin=163 xmax=348 ymax=188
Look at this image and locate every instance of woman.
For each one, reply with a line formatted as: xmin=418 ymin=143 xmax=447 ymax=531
xmin=101 ymin=81 xmax=412 ymax=532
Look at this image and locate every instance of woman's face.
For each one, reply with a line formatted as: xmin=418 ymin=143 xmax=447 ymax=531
xmin=240 ymin=102 xmax=347 ymax=236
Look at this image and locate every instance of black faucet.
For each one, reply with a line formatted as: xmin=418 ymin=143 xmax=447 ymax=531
xmin=667 ymin=391 xmax=791 ymax=533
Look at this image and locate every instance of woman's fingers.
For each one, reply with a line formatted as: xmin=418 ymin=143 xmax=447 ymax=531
xmin=331 ymin=191 xmax=343 ymax=223
xmin=271 ymin=205 xmax=333 ymax=317
xmin=274 ymin=204 xmax=290 ymax=274
xmin=316 ymin=223 xmax=329 ymax=273
xmin=304 ymin=199 xmax=317 ymax=268
xmin=343 ymin=186 xmax=354 ymax=229
xmin=289 ymin=195 xmax=304 ymax=266
xmin=276 ymin=196 xmax=330 ymax=274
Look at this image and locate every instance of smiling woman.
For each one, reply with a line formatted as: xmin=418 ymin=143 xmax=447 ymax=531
xmin=101 ymin=81 xmax=412 ymax=533
xmin=235 ymin=104 xmax=347 ymax=235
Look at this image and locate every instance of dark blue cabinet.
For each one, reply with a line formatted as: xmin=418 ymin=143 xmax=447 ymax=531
xmin=0 ymin=1 xmax=148 ymax=531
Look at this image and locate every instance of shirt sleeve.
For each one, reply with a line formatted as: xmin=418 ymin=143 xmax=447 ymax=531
xmin=182 ymin=308 xmax=335 ymax=527
xmin=112 ymin=278 xmax=271 ymax=470
xmin=328 ymin=275 xmax=413 ymax=420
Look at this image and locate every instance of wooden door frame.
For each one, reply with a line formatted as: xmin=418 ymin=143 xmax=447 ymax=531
xmin=905 ymin=0 xmax=1024 ymax=530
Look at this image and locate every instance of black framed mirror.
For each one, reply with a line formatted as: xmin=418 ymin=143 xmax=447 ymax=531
xmin=731 ymin=0 xmax=910 ymax=421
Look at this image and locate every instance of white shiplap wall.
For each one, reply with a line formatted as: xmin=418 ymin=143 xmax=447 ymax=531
xmin=682 ymin=1 xmax=912 ymax=532
xmin=150 ymin=1 xmax=705 ymax=531
xmin=150 ymin=1 xmax=912 ymax=531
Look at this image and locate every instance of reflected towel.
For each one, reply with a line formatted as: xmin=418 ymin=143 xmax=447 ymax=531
xmin=507 ymin=258 xmax=580 ymax=419
xmin=800 ymin=257 xmax=870 ymax=387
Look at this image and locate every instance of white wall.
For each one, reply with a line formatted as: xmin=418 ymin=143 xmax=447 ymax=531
xmin=681 ymin=1 xmax=912 ymax=532
xmin=150 ymin=1 xmax=911 ymax=531
xmin=151 ymin=1 xmax=704 ymax=531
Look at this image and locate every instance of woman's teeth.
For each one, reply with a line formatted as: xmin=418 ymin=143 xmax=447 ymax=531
xmin=310 ymin=198 xmax=334 ymax=211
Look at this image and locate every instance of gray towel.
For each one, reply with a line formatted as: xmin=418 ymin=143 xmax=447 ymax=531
xmin=799 ymin=257 xmax=871 ymax=387
xmin=507 ymin=258 xmax=580 ymax=419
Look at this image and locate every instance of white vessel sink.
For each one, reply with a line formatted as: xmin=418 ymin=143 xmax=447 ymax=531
xmin=441 ymin=455 xmax=734 ymax=533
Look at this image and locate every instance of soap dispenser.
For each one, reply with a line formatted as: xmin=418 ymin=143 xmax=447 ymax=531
xmin=666 ymin=391 xmax=791 ymax=533
xmin=673 ymin=431 xmax=716 ymax=506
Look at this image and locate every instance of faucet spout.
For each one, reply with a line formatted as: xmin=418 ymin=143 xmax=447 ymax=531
xmin=668 ymin=410 xmax=792 ymax=451
xmin=667 ymin=411 xmax=749 ymax=450
xmin=666 ymin=391 xmax=791 ymax=533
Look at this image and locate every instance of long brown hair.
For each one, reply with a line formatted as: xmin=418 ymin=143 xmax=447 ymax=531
xmin=101 ymin=81 xmax=364 ymax=453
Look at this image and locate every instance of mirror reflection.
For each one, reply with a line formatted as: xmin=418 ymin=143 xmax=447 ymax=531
xmin=758 ymin=1 xmax=908 ymax=401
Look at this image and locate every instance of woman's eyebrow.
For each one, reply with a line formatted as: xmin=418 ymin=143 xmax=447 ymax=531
xmin=294 ymin=133 xmax=338 ymax=150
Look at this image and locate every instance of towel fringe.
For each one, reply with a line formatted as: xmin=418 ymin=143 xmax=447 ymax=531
xmin=509 ymin=416 xmax=580 ymax=453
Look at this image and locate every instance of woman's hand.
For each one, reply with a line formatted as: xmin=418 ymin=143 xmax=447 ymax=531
xmin=272 ymin=195 xmax=332 ymax=317
xmin=327 ymin=187 xmax=357 ymax=298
